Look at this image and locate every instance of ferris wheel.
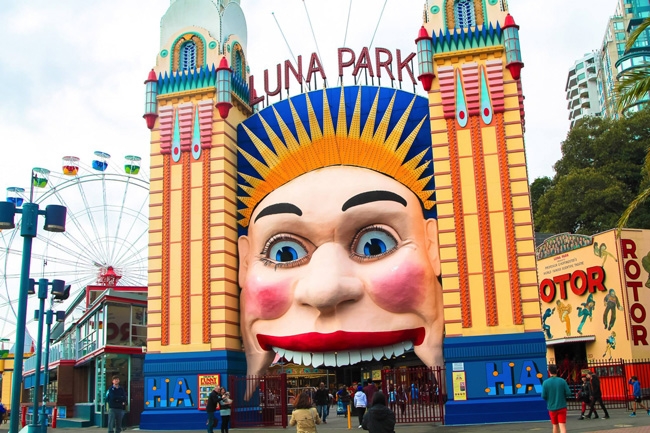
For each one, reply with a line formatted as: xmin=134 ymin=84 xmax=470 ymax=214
xmin=0 ymin=151 xmax=149 ymax=340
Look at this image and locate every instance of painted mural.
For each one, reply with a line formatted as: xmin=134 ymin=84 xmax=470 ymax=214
xmin=537 ymin=229 xmax=650 ymax=362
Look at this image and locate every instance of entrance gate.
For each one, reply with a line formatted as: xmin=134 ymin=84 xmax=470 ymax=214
xmin=229 ymin=373 xmax=288 ymax=428
xmin=229 ymin=367 xmax=445 ymax=427
xmin=381 ymin=367 xmax=445 ymax=424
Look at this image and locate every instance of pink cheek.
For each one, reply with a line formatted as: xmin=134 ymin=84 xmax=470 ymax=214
xmin=243 ymin=276 xmax=293 ymax=320
xmin=370 ymin=262 xmax=428 ymax=312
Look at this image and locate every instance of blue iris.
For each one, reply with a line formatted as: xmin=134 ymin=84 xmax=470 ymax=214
xmin=354 ymin=229 xmax=397 ymax=258
xmin=275 ymin=246 xmax=299 ymax=262
xmin=364 ymin=238 xmax=387 ymax=256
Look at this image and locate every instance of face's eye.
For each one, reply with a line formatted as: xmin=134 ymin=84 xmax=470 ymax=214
xmin=351 ymin=227 xmax=398 ymax=260
xmin=270 ymin=241 xmax=307 ymax=262
xmin=261 ymin=235 xmax=309 ymax=268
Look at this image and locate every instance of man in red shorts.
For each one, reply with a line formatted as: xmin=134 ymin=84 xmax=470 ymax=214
xmin=542 ymin=365 xmax=572 ymax=433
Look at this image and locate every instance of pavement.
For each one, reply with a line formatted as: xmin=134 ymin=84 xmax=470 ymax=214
xmin=2 ymin=408 xmax=650 ymax=433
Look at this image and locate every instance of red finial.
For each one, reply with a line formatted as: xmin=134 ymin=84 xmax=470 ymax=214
xmin=415 ymin=26 xmax=430 ymax=42
xmin=144 ymin=68 xmax=157 ymax=84
xmin=503 ymin=14 xmax=519 ymax=30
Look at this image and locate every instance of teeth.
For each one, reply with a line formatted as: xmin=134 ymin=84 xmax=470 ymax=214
xmin=271 ymin=341 xmax=415 ymax=368
xmin=337 ymin=351 xmax=350 ymax=367
xmin=312 ymin=352 xmax=324 ymax=367
xmin=324 ymin=353 xmax=337 ymax=366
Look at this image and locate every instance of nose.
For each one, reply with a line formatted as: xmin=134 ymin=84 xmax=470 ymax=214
xmin=293 ymin=242 xmax=364 ymax=315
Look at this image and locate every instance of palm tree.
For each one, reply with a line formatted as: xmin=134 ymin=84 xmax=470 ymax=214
xmin=616 ymin=17 xmax=650 ymax=234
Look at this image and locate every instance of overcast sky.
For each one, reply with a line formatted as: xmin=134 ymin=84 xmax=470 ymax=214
xmin=0 ymin=0 xmax=619 ymax=192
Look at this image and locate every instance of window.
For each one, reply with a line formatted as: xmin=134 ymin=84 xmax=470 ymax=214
xmin=106 ymin=303 xmax=147 ymax=347
xmin=614 ymin=21 xmax=624 ymax=30
xmin=616 ymin=32 xmax=626 ymax=40
xmin=576 ymin=62 xmax=584 ymax=70
xmin=617 ymin=43 xmax=626 ymax=54
xmin=577 ymin=73 xmax=586 ymax=81
xmin=180 ymin=41 xmax=197 ymax=71
xmin=454 ymin=0 xmax=476 ymax=28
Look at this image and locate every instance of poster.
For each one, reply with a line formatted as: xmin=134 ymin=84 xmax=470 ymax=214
xmin=197 ymin=374 xmax=220 ymax=410
xmin=453 ymin=371 xmax=467 ymax=401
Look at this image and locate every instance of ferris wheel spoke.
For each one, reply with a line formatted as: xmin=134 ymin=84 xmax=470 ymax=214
xmin=39 ymin=233 xmax=102 ymax=270
xmin=112 ymin=234 xmax=149 ymax=269
xmin=102 ymin=175 xmax=111 ymax=264
xmin=109 ymin=175 xmax=131 ymax=265
xmin=76 ymin=178 xmax=109 ymax=263
xmin=110 ymin=188 xmax=149 ymax=267
xmin=47 ymin=181 xmax=107 ymax=261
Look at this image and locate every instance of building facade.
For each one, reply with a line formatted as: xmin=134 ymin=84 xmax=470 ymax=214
xmin=566 ymin=52 xmax=601 ymax=129
xmin=143 ymin=0 xmax=547 ymax=428
xmin=595 ymin=0 xmax=650 ymax=118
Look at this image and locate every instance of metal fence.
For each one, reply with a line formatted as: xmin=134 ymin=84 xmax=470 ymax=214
xmin=228 ymin=367 xmax=445 ymax=427
xmin=229 ymin=373 xmax=288 ymax=428
xmin=561 ymin=359 xmax=650 ymax=411
xmin=381 ymin=366 xmax=445 ymax=424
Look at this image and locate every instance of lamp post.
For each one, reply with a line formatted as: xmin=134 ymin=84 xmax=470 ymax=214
xmin=36 ymin=283 xmax=68 ymax=433
xmin=0 ymin=171 xmax=66 ymax=433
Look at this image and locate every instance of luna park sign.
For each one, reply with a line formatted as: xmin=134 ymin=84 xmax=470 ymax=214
xmin=248 ymin=47 xmax=418 ymax=106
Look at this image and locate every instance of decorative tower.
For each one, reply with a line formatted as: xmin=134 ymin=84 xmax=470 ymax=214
xmin=420 ymin=0 xmax=547 ymax=424
xmin=142 ymin=0 xmax=252 ymax=429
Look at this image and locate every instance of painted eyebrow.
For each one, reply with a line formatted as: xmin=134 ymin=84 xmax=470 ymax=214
xmin=254 ymin=202 xmax=303 ymax=223
xmin=341 ymin=190 xmax=407 ymax=212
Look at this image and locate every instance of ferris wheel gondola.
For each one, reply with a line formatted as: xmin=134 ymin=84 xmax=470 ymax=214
xmin=0 ymin=151 xmax=149 ymax=340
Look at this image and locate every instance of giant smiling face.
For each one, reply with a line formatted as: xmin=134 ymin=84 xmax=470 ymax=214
xmin=238 ymin=165 xmax=443 ymax=376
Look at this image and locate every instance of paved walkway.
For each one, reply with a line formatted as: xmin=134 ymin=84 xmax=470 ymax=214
xmin=2 ymin=408 xmax=650 ymax=432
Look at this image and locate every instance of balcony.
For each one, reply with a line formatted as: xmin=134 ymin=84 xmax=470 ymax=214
xmin=24 ymin=340 xmax=76 ymax=372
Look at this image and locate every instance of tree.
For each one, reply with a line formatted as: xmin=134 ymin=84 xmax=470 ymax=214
xmin=533 ymin=110 xmax=650 ymax=235
xmin=530 ymin=176 xmax=552 ymax=216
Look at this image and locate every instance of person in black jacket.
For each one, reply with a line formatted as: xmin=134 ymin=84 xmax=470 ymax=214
xmin=206 ymin=385 xmax=223 ymax=433
xmin=586 ymin=371 xmax=610 ymax=419
xmin=106 ymin=375 xmax=127 ymax=433
xmin=314 ymin=382 xmax=330 ymax=424
xmin=362 ymin=392 xmax=395 ymax=433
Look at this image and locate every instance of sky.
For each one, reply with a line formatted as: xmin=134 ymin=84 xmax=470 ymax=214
xmin=0 ymin=0 xmax=620 ymax=339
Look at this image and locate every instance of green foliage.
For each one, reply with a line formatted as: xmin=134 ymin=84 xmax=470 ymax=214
xmin=533 ymin=109 xmax=650 ymax=235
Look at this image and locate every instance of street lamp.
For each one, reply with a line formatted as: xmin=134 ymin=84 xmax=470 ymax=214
xmin=0 ymin=171 xmax=66 ymax=433
xmin=30 ymin=279 xmax=69 ymax=432
xmin=35 ymin=281 xmax=68 ymax=433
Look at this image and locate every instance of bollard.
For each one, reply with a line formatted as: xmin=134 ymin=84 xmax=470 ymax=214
xmin=52 ymin=406 xmax=58 ymax=428
xmin=347 ymin=403 xmax=351 ymax=429
xmin=21 ymin=406 xmax=27 ymax=427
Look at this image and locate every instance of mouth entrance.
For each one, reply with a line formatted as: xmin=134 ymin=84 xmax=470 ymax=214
xmin=259 ymin=328 xmax=424 ymax=367
xmin=272 ymin=341 xmax=415 ymax=367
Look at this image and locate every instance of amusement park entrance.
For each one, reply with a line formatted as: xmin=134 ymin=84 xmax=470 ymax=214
xmin=228 ymin=366 xmax=445 ymax=427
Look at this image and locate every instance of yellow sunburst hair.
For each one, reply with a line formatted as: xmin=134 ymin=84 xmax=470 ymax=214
xmin=237 ymin=87 xmax=435 ymax=228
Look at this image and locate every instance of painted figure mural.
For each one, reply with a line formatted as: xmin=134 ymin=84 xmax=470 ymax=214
xmin=237 ymin=87 xmax=444 ymax=376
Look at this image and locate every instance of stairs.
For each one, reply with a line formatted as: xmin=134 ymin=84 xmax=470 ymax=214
xmin=56 ymin=403 xmax=94 ymax=428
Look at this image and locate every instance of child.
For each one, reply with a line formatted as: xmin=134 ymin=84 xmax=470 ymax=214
xmin=629 ymin=376 xmax=649 ymax=417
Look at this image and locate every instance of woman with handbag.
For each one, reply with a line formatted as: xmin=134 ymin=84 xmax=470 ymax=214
xmin=290 ymin=392 xmax=321 ymax=433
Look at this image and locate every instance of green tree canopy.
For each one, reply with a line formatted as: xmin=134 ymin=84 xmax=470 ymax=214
xmin=532 ymin=109 xmax=650 ymax=235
